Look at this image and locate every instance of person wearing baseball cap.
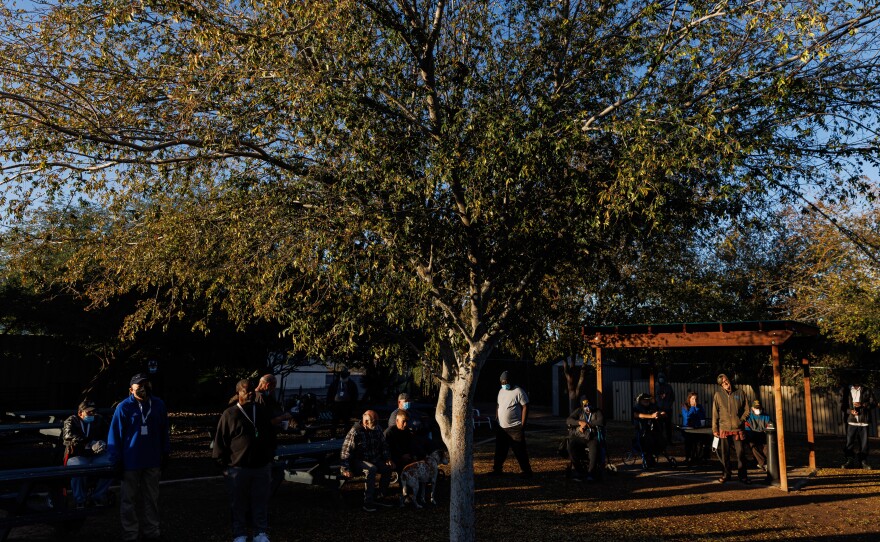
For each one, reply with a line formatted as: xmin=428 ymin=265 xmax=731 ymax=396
xmin=108 ymin=373 xmax=170 ymax=541
xmin=744 ymin=399 xmax=773 ymax=476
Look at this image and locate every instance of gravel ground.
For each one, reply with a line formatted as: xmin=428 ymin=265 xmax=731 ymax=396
xmin=4 ymin=408 xmax=880 ymax=541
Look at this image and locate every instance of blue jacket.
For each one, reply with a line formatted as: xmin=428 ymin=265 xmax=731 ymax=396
xmin=108 ymin=394 xmax=171 ymax=470
xmin=681 ymin=405 xmax=707 ymax=428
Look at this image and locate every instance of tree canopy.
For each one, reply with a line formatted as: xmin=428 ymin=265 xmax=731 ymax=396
xmin=3 ymin=1 xmax=880 ymax=539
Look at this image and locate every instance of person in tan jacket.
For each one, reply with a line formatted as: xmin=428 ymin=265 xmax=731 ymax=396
xmin=711 ymin=374 xmax=750 ymax=484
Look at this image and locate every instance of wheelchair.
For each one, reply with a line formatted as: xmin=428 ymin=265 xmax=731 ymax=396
xmin=623 ymin=420 xmax=678 ymax=470
xmin=562 ymin=425 xmax=612 ymax=480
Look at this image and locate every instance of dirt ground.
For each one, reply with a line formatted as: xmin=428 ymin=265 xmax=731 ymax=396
xmin=4 ymin=407 xmax=880 ymax=542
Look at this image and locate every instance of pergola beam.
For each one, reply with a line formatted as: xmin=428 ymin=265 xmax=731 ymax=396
xmin=585 ymin=330 xmax=794 ymax=348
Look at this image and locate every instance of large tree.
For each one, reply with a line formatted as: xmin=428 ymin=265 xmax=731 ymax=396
xmin=3 ymin=1 xmax=880 ymax=539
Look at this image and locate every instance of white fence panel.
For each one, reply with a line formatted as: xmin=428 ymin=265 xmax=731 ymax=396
xmin=613 ymin=380 xmax=873 ymax=436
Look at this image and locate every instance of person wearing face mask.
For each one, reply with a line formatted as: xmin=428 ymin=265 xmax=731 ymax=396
xmin=839 ymin=377 xmax=876 ymax=469
xmin=107 ymin=373 xmax=171 ymax=542
xmin=327 ymin=368 xmax=358 ymax=438
xmin=744 ymin=399 xmax=773 ymax=475
xmin=62 ymin=400 xmax=112 ymax=508
xmin=489 ymin=371 xmax=533 ymax=478
xmin=566 ymin=395 xmax=605 ymax=482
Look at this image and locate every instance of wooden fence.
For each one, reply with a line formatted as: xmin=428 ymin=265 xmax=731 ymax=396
xmin=612 ymin=380 xmax=878 ymax=436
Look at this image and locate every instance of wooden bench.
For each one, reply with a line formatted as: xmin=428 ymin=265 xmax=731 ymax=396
xmin=0 ymin=463 xmax=115 ymax=542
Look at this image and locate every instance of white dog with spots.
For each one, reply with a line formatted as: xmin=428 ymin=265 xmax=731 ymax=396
xmin=399 ymin=448 xmax=449 ymax=508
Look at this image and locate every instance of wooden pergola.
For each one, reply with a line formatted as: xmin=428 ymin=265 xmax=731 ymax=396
xmin=582 ymin=320 xmax=820 ymax=491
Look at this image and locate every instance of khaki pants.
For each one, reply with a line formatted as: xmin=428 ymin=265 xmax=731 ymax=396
xmin=121 ymin=467 xmax=161 ymax=541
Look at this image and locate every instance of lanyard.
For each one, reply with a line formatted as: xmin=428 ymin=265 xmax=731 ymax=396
xmin=138 ymin=400 xmax=152 ymax=425
xmin=236 ymin=403 xmax=259 ymax=437
xmin=79 ymin=418 xmax=90 ymax=438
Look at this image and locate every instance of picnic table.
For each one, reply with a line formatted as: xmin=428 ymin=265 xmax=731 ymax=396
xmin=0 ymin=463 xmax=116 ymax=542
xmin=274 ymin=439 xmax=346 ymax=489
xmin=3 ymin=411 xmax=72 ymax=423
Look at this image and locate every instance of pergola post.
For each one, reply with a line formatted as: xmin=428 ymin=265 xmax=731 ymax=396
xmin=649 ymin=371 xmax=655 ymax=397
xmin=772 ymin=344 xmax=789 ymax=491
xmin=595 ymin=347 xmax=604 ymax=413
xmin=802 ymin=357 xmax=817 ymax=472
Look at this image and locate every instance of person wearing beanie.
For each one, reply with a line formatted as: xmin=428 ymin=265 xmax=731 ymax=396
xmin=489 ymin=371 xmax=533 ymax=478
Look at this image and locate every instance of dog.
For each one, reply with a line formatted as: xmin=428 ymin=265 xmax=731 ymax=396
xmin=399 ymin=448 xmax=449 ymax=508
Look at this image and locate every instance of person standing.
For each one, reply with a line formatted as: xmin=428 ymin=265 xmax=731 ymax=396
xmin=711 ymin=373 xmax=750 ymax=484
xmin=744 ymin=399 xmax=773 ymax=474
xmin=107 ymin=373 xmax=171 ymax=542
xmin=327 ymin=368 xmax=358 ymax=438
xmin=213 ymin=379 xmax=276 ymax=542
xmin=62 ymin=399 xmax=112 ymax=507
xmin=490 ymin=371 xmax=533 ymax=478
xmin=655 ymin=373 xmax=675 ymax=444
xmin=681 ymin=391 xmax=708 ymax=466
xmin=840 ymin=378 xmax=876 ymax=469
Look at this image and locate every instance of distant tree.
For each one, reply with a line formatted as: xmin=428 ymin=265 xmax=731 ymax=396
xmin=3 ymin=1 xmax=880 ymax=539
xmin=774 ymin=202 xmax=880 ymax=350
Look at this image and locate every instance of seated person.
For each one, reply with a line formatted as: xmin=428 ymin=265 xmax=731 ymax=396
xmin=632 ymin=393 xmax=661 ymax=468
xmin=340 ymin=410 xmax=395 ymax=512
xmin=62 ymin=400 xmax=113 ymax=507
xmin=387 ymin=392 xmax=438 ymax=452
xmin=744 ymin=399 xmax=772 ymax=473
xmin=566 ymin=395 xmax=605 ymax=481
xmin=383 ymin=410 xmax=425 ymax=475
xmin=681 ymin=391 xmax=709 ymax=464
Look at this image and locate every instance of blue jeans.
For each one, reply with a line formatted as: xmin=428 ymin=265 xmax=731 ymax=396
xmin=66 ymin=453 xmax=113 ymax=504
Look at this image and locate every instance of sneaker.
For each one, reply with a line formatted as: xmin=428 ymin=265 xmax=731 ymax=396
xmin=571 ymin=475 xmax=584 ymax=482
xmin=739 ymin=477 xmax=751 ymax=485
xmin=362 ymin=501 xmax=377 ymax=512
xmin=716 ymin=476 xmax=729 ymax=484
xmin=759 ymin=464 xmax=767 ymax=472
xmin=862 ymin=461 xmax=872 ymax=470
xmin=232 ymin=537 xmax=247 ymax=542
xmin=254 ymin=533 xmax=270 ymax=542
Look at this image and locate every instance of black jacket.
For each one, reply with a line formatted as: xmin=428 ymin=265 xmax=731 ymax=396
xmin=212 ymin=402 xmax=276 ymax=469
xmin=62 ymin=414 xmax=109 ymax=459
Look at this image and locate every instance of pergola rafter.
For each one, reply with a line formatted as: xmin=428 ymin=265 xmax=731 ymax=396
xmin=582 ymin=320 xmax=820 ymax=492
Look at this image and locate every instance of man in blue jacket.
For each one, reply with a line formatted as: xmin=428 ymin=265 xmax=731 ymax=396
xmin=108 ymin=373 xmax=171 ymax=542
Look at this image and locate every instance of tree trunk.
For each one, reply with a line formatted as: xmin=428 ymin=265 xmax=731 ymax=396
xmin=561 ymin=354 xmax=586 ymax=412
xmin=435 ymin=340 xmax=487 ymax=542
xmin=448 ymin=375 xmax=476 ymax=542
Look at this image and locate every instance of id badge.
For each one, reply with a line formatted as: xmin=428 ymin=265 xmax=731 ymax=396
xmin=141 ymin=426 xmax=149 ymax=436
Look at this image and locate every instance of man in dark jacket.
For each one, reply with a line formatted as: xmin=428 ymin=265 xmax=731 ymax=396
xmin=711 ymin=373 xmax=750 ymax=484
xmin=62 ymin=400 xmax=112 ymax=507
xmin=384 ymin=410 xmax=425 ymax=476
xmin=566 ymin=395 xmax=605 ymax=481
xmin=327 ymin=368 xmax=358 ymax=438
xmin=213 ymin=379 xmax=276 ymax=542
xmin=840 ymin=378 xmax=877 ymax=469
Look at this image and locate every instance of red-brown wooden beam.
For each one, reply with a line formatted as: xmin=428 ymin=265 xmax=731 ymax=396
xmin=802 ymin=357 xmax=817 ymax=472
xmin=585 ymin=330 xmax=795 ymax=349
